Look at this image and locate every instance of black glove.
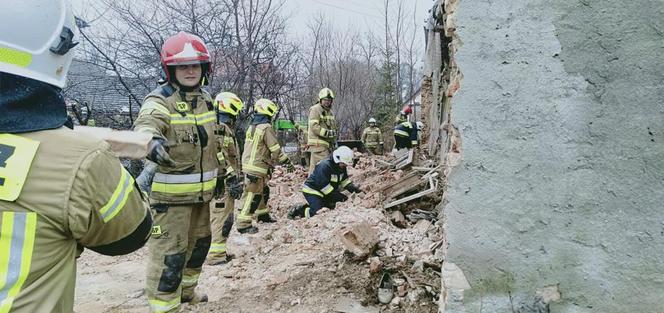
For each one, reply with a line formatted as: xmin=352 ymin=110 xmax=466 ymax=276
xmin=325 ymin=129 xmax=337 ymax=138
xmin=329 ymin=191 xmax=348 ymax=203
xmin=227 ymin=175 xmax=243 ymax=200
xmin=345 ymin=183 xmax=362 ymax=194
xmin=147 ymin=137 xmax=176 ymax=167
xmin=214 ymin=176 xmax=225 ymax=198
xmin=246 ymin=174 xmax=259 ymax=184
xmin=283 ymin=160 xmax=295 ymax=173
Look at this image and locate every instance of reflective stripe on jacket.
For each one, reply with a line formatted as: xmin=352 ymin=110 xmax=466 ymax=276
xmin=302 ymin=157 xmax=352 ymax=197
xmin=307 ymin=103 xmax=337 ymax=150
xmin=134 ymin=83 xmax=219 ymax=204
xmin=361 ymin=126 xmax=383 ymax=147
xmin=241 ymin=116 xmax=288 ymax=178
xmin=394 ymin=122 xmax=418 ymax=146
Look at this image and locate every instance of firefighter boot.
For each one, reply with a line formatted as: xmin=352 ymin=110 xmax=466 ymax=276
xmin=287 ymin=204 xmax=307 ymax=220
xmin=182 ymin=291 xmax=208 ymax=304
xmin=257 ymin=214 xmax=277 ymax=223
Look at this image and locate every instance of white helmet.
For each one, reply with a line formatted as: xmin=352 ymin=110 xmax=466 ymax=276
xmin=416 ymin=121 xmax=424 ymax=130
xmin=332 ymin=146 xmax=353 ymax=165
xmin=0 ymin=0 xmax=78 ymax=88
xmin=368 ymin=118 xmax=377 ymax=123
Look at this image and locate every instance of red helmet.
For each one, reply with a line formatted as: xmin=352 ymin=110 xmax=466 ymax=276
xmin=160 ymin=31 xmax=211 ymax=83
xmin=402 ymin=105 xmax=413 ymax=115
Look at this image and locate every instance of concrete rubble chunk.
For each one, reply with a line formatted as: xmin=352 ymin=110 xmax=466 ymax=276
xmin=391 ymin=211 xmax=408 ymax=228
xmin=337 ymin=222 xmax=379 ymax=259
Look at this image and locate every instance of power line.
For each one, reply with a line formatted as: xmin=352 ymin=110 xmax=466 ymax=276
xmin=311 ymin=0 xmax=383 ymax=20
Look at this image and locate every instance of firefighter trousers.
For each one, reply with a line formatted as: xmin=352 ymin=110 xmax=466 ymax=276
xmin=366 ymin=145 xmax=382 ymax=155
xmin=394 ymin=135 xmax=412 ymax=150
xmin=236 ymin=175 xmax=270 ymax=229
xmin=297 ymin=192 xmax=348 ymax=218
xmin=308 ymin=146 xmax=331 ymax=173
xmin=208 ymin=193 xmax=235 ymax=263
xmin=146 ymin=203 xmax=211 ymax=313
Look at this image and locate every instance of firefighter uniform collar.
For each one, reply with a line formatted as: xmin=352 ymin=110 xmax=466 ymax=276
xmin=0 ymin=73 xmax=68 ymax=133
xmin=217 ymin=112 xmax=234 ymax=125
xmin=251 ymin=114 xmax=271 ymax=125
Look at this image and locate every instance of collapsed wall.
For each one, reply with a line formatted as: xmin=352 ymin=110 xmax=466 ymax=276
xmin=424 ymin=0 xmax=664 ymax=312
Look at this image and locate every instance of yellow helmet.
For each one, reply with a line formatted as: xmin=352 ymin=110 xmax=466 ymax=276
xmin=254 ymin=98 xmax=279 ymax=117
xmin=318 ymin=87 xmax=335 ymax=101
xmin=214 ymin=92 xmax=244 ymax=116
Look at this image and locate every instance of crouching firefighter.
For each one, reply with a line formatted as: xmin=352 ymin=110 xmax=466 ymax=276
xmin=288 ymin=146 xmax=362 ymax=219
xmin=133 ymin=31 xmax=219 ymax=312
xmin=393 ymin=121 xmax=423 ymax=150
xmin=236 ymin=99 xmax=295 ymax=234
xmin=208 ymin=92 xmax=244 ymax=265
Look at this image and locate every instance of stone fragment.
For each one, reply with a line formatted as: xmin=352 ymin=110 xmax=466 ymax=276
xmin=337 ymin=222 xmax=379 ymax=259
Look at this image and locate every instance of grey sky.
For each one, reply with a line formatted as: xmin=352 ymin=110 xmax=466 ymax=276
xmin=72 ymin=0 xmax=433 ymax=40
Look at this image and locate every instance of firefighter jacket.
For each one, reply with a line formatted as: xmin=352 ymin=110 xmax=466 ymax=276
xmin=361 ymin=126 xmax=383 ymax=147
xmin=307 ymin=103 xmax=337 ymax=151
xmin=394 ymin=121 xmax=418 ymax=146
xmin=215 ymin=113 xmax=241 ymax=178
xmin=241 ymin=114 xmax=289 ymax=178
xmin=134 ymin=83 xmax=219 ymax=204
xmin=302 ymin=156 xmax=353 ymax=198
xmin=0 ymin=127 xmax=151 ymax=313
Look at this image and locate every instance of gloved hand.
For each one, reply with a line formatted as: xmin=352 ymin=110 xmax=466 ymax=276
xmin=345 ymin=183 xmax=362 ymax=194
xmin=246 ymin=174 xmax=259 ymax=184
xmin=214 ymin=176 xmax=225 ymax=199
xmin=227 ymin=175 xmax=243 ymax=200
xmin=285 ymin=161 xmax=295 ymax=173
xmin=147 ymin=137 xmax=176 ymax=167
xmin=330 ymin=191 xmax=349 ymax=203
xmin=325 ymin=129 xmax=337 ymax=138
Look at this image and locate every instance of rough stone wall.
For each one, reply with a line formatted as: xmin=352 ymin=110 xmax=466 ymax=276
xmin=440 ymin=0 xmax=664 ymax=312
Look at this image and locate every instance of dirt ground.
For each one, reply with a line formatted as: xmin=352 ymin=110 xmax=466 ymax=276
xmin=74 ymin=155 xmax=442 ymax=313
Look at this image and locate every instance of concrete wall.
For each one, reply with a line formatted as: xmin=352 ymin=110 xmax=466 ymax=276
xmin=443 ymin=0 xmax=664 ymax=312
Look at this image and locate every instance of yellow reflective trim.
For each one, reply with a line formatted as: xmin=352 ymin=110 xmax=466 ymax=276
xmin=319 ymin=128 xmax=327 ymax=137
xmin=268 ymin=144 xmax=280 ymax=152
xmin=255 ymin=208 xmax=269 ymax=216
xmin=307 ymin=138 xmax=330 ymax=147
xmin=99 ymin=167 xmax=135 ymax=223
xmin=302 ymin=186 xmax=324 ymax=197
xmin=140 ymin=101 xmax=170 ymax=116
xmin=279 ymin=154 xmax=288 ymax=163
xmin=217 ymin=152 xmax=225 ymax=162
xmin=181 ymin=273 xmax=200 ymax=286
xmin=321 ymin=184 xmax=334 ymax=195
xmin=239 ymin=191 xmax=254 ymax=220
xmin=151 ymin=178 xmax=216 ymax=194
xmin=242 ymin=164 xmax=268 ymax=174
xmin=411 ymin=141 xmax=418 ymax=145
xmin=394 ymin=130 xmax=409 ymax=137
xmin=305 ymin=207 xmax=311 ymax=218
xmin=209 ymin=243 xmax=227 ymax=253
xmin=401 ymin=122 xmax=412 ymax=128
xmin=0 ymin=212 xmax=37 ymax=313
xmin=0 ymin=134 xmax=40 ymax=202
xmin=0 ymin=48 xmax=32 ymax=68
xmin=340 ymin=179 xmax=351 ymax=188
xmin=330 ymin=175 xmax=339 ymax=183
xmin=148 ymin=297 xmax=180 ymax=313
xmin=226 ymin=166 xmax=235 ymax=174
xmin=247 ymin=127 xmax=264 ymax=172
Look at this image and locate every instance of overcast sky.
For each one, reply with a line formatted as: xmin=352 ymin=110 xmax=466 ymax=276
xmin=72 ymin=0 xmax=433 ymax=40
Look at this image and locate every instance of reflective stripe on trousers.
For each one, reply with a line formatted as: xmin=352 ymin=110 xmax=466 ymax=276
xmin=0 ymin=212 xmax=37 ymax=313
xmin=151 ymin=170 xmax=218 ymax=194
xmin=148 ymin=297 xmax=180 ymax=313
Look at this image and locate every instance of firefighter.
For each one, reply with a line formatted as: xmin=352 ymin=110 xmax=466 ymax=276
xmin=394 ymin=104 xmax=413 ymax=124
xmin=394 ymin=121 xmax=423 ymax=150
xmin=361 ymin=118 xmax=383 ymax=155
xmin=0 ymin=1 xmax=152 ymax=312
xmin=236 ymin=99 xmax=294 ymax=234
xmin=287 ymin=146 xmax=362 ymax=219
xmin=133 ymin=31 xmax=219 ymax=311
xmin=307 ymin=88 xmax=338 ymax=173
xmin=208 ymin=92 xmax=244 ymax=265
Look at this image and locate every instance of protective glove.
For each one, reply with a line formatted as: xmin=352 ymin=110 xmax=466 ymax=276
xmin=325 ymin=129 xmax=337 ymax=138
xmin=281 ymin=159 xmax=295 ymax=173
xmin=213 ymin=176 xmax=225 ymax=199
xmin=136 ymin=161 xmax=157 ymax=194
xmin=147 ymin=137 xmax=176 ymax=167
xmin=345 ymin=183 xmax=362 ymax=194
xmin=227 ymin=175 xmax=243 ymax=200
xmin=330 ymin=191 xmax=349 ymax=203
